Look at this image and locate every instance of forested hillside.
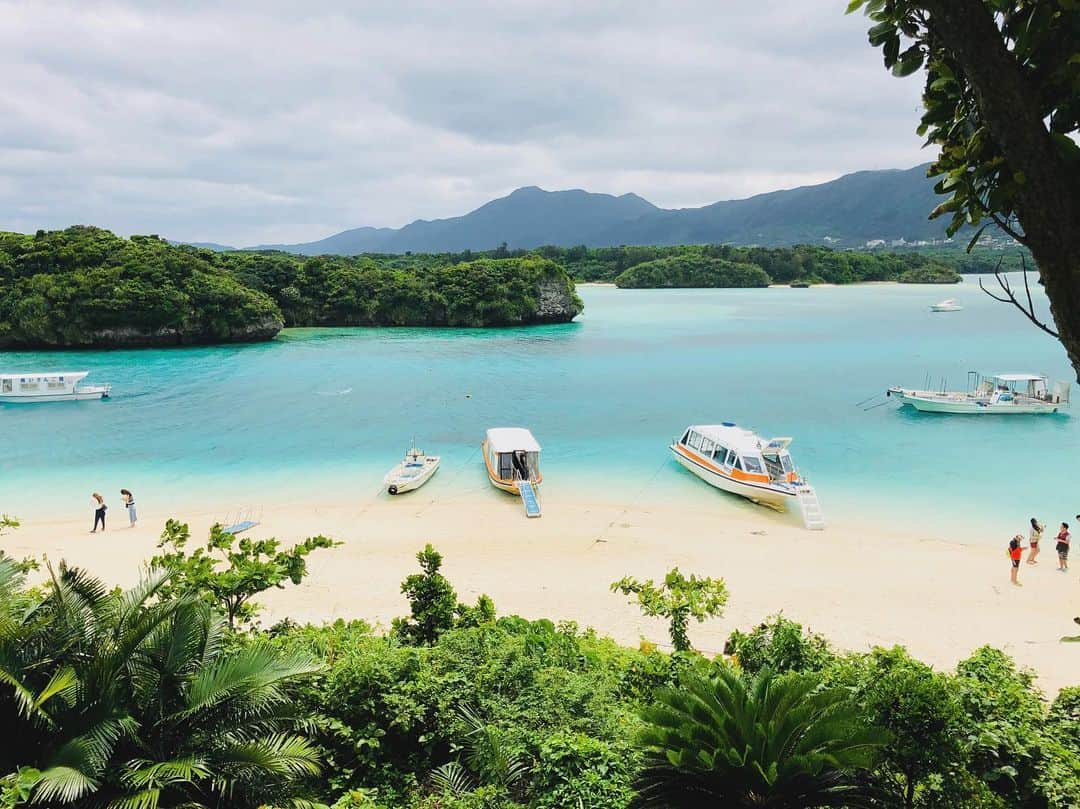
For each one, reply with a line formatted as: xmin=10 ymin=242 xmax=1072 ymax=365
xmin=0 ymin=228 xmax=583 ymax=348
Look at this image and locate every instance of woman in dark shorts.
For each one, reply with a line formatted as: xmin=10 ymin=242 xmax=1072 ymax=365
xmin=1057 ymin=522 xmax=1071 ymax=572
xmin=1009 ymin=535 xmax=1025 ymax=586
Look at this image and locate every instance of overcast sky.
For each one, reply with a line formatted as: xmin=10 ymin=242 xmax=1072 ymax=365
xmin=0 ymin=1 xmax=931 ymax=246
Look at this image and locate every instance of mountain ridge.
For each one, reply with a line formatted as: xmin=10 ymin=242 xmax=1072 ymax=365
xmin=187 ymin=163 xmax=952 ymax=255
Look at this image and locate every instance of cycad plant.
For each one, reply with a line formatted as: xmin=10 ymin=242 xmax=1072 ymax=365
xmin=0 ymin=558 xmax=322 ymax=808
xmin=634 ymin=665 xmax=887 ymax=808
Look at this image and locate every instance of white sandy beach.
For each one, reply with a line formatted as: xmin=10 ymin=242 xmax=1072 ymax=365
xmin=5 ymin=488 xmax=1077 ymax=695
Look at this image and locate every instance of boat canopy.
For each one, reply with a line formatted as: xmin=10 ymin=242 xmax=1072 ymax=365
xmin=688 ymin=424 xmax=785 ymax=455
xmin=486 ymin=427 xmax=541 ymax=453
xmin=992 ymin=373 xmax=1046 ymax=382
xmin=0 ymin=371 xmax=88 ymax=382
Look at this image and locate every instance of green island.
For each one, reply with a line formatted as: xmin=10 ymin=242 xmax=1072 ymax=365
xmin=0 ymin=227 xmax=583 ymax=348
xmin=0 ymin=227 xmax=992 ymax=348
xmin=1 ymin=515 xmax=1077 ymax=809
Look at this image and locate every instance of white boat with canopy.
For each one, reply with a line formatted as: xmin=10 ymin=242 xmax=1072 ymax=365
xmin=888 ymin=372 xmax=1070 ymax=414
xmin=0 ymin=371 xmax=111 ymax=403
xmin=384 ymin=444 xmax=440 ymax=495
xmin=482 ymin=427 xmax=542 ymax=517
xmin=671 ymin=423 xmax=824 ymax=529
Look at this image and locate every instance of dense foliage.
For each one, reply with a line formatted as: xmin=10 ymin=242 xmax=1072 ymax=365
xmin=635 ymin=666 xmax=887 ymax=807
xmin=529 ymin=243 xmax=969 ymax=285
xmin=2 ymin=524 xmax=1078 ymax=808
xmin=230 ymin=252 xmax=581 ymax=327
xmin=613 ymin=255 xmax=771 ymax=289
xmin=0 ymin=226 xmax=282 ymax=348
xmin=0 ymin=559 xmax=322 ymax=808
xmin=0 ymin=227 xmax=583 ymax=348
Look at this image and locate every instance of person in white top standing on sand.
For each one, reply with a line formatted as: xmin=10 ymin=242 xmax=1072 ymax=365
xmin=120 ymin=489 xmax=136 ymax=528
xmin=90 ymin=492 xmax=106 ymax=533
xmin=1026 ymin=517 xmax=1043 ymax=565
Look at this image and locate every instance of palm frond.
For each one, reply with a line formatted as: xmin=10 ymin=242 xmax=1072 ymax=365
xmin=217 ymin=732 xmax=321 ymax=777
xmin=429 ymin=761 xmax=476 ymax=795
xmin=29 ymin=765 xmax=98 ymax=805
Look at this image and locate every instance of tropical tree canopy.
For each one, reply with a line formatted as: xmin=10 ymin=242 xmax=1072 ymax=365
xmin=849 ymin=0 xmax=1080 ymax=378
xmin=0 ymin=559 xmax=322 ymax=808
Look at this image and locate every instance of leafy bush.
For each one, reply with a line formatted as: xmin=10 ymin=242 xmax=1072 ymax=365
xmin=724 ymin=613 xmax=834 ymax=675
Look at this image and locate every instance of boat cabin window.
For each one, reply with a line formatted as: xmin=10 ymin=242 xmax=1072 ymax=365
xmin=681 ymin=429 xmax=691 ymax=444
xmin=742 ymin=456 xmax=765 ymax=474
xmin=1 ymin=380 xmax=10 ymax=393
xmin=687 ymin=431 xmax=703 ymax=451
xmin=20 ymin=380 xmax=40 ymax=392
xmin=46 ymin=378 xmax=65 ymax=390
xmin=700 ymin=437 xmax=715 ymax=455
xmin=732 ymin=456 xmax=743 ymax=471
xmin=713 ymin=444 xmax=729 ymax=463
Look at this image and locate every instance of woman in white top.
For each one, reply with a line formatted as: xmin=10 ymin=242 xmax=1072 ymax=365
xmin=90 ymin=492 xmax=106 ymax=533
xmin=1026 ymin=517 xmax=1043 ymax=565
xmin=120 ymin=489 xmax=136 ymax=527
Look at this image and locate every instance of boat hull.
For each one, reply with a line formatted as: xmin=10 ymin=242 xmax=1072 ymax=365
xmin=670 ymin=444 xmax=795 ymax=509
xmin=0 ymin=387 xmax=110 ymax=403
xmin=384 ymin=457 xmax=440 ymax=494
xmin=889 ymin=388 xmax=1064 ymax=414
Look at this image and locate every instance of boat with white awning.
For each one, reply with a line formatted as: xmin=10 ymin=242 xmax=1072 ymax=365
xmin=888 ymin=372 xmax=1070 ymax=415
xmin=0 ymin=372 xmax=111 ymax=403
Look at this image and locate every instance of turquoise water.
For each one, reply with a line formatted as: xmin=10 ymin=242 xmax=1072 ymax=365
xmin=1 ymin=276 xmax=1076 ymax=535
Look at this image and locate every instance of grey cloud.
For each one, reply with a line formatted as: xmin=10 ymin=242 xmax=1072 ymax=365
xmin=0 ymin=0 xmax=929 ymax=245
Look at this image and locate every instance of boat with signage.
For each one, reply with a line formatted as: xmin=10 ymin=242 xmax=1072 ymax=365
xmin=670 ymin=422 xmax=824 ymax=529
xmin=0 ymin=371 xmax=111 ymax=403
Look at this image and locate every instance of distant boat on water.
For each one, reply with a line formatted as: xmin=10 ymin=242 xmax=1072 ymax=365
xmin=930 ymin=298 xmax=962 ymax=312
xmin=888 ymin=373 xmax=1070 ymax=415
xmin=0 ymin=371 xmax=111 ymax=403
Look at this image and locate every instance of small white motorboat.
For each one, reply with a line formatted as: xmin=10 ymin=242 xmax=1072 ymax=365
xmin=930 ymin=298 xmax=963 ymax=312
xmin=0 ymin=371 xmax=111 ymax=403
xmin=671 ymin=423 xmax=824 ymax=529
xmin=888 ymin=373 xmax=1070 ymax=415
xmin=384 ymin=445 xmax=440 ymax=495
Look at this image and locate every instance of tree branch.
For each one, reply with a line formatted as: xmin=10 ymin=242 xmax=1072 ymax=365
xmin=979 ymin=254 xmax=1059 ymax=337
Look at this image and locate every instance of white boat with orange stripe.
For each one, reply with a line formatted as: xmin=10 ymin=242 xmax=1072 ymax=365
xmin=671 ymin=423 xmax=824 ymax=529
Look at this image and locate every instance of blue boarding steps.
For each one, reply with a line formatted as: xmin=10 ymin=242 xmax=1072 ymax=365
xmin=517 ymin=480 xmax=542 ymax=518
xmin=222 ymin=519 xmax=259 ymax=535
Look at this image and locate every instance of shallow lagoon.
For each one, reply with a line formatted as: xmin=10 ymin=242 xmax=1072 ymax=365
xmin=2 ymin=275 xmax=1075 ymax=536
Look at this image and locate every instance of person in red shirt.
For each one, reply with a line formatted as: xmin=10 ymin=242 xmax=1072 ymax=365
xmin=1009 ymin=534 xmax=1026 ymax=586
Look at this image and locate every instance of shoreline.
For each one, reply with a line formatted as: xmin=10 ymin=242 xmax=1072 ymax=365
xmin=7 ymin=488 xmax=1077 ymax=696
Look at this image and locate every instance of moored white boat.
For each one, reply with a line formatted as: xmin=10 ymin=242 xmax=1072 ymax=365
xmin=930 ymin=298 xmax=962 ymax=312
xmin=383 ymin=445 xmax=440 ymax=494
xmin=670 ymin=423 xmax=824 ymax=529
xmin=0 ymin=371 xmax=111 ymax=403
xmin=888 ymin=373 xmax=1070 ymax=415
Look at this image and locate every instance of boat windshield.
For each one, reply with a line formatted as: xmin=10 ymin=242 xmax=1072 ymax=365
xmin=742 ymin=456 xmax=765 ymax=474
